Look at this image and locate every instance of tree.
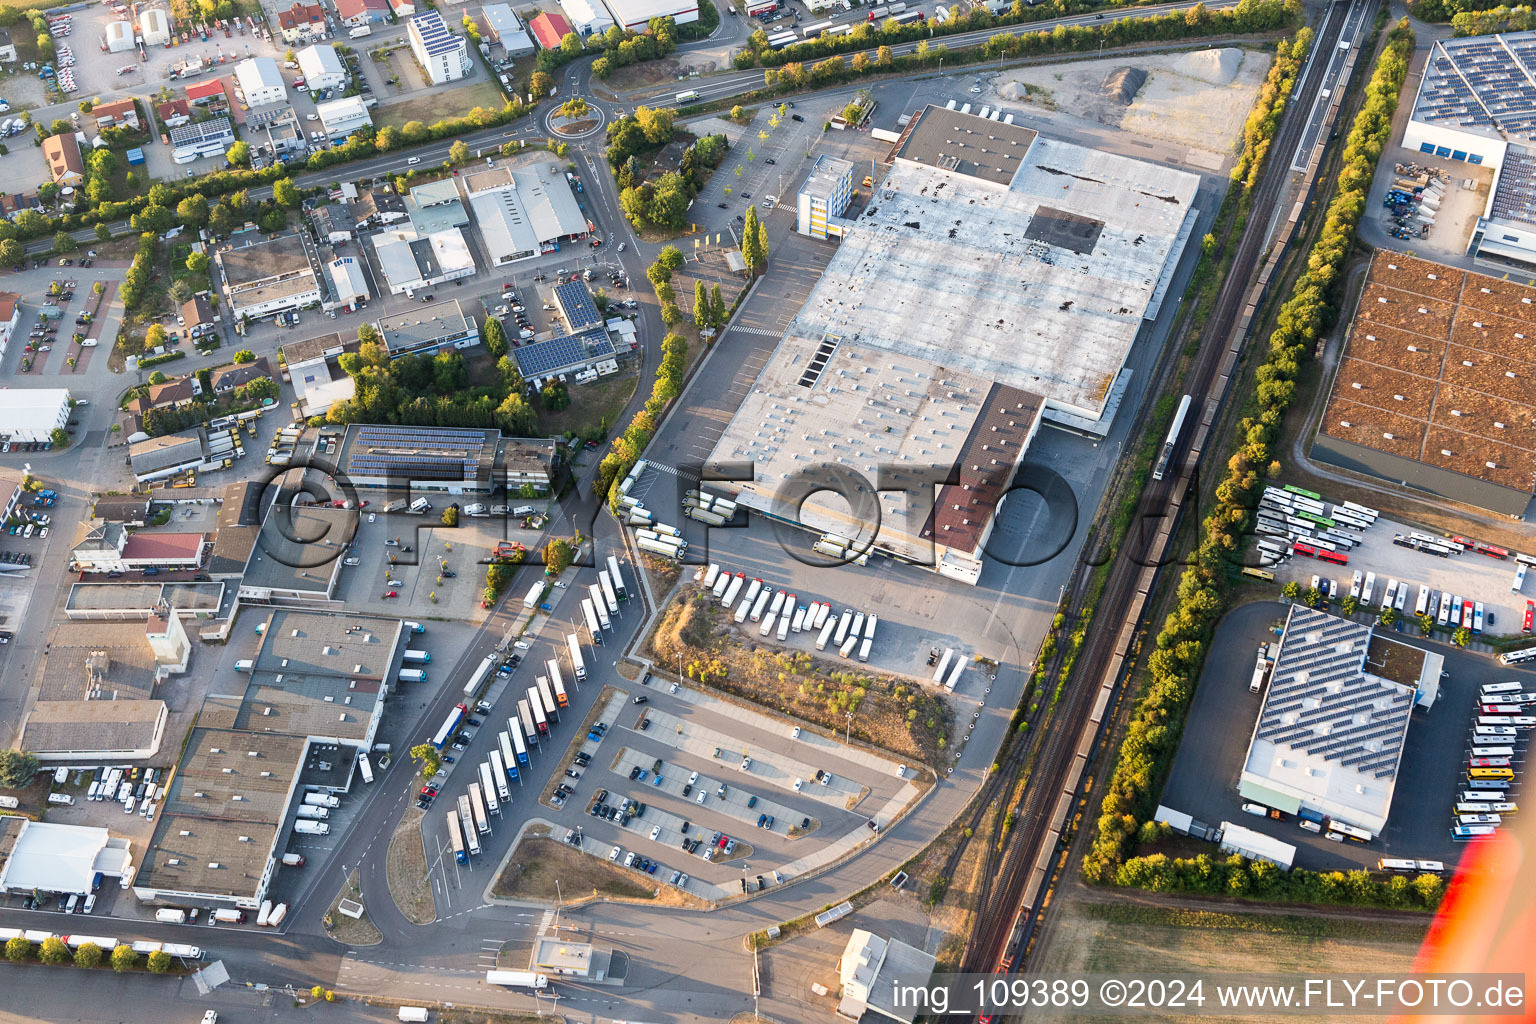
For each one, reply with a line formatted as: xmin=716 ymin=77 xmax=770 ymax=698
xmin=657 ymin=245 xmax=684 ymax=273
xmin=730 ymin=104 xmax=746 ymax=121
xmin=1280 ymin=580 xmax=1300 ymax=601
xmin=544 ymin=538 xmax=575 ymax=575
xmin=51 ymin=231 xmax=76 ymax=254
xmin=0 ymin=749 xmax=39 ymax=787
xmin=449 ymin=139 xmax=470 ymax=165
xmin=1380 ymin=606 xmax=1398 ymax=627
xmin=145 ymin=324 xmax=168 ymax=349
xmin=148 ymin=370 xmax=168 ymax=386
xmin=1341 ymin=595 xmax=1359 ymax=616
xmin=441 ymin=505 xmax=459 ymax=527
xmin=185 ymin=250 xmax=210 ymax=276
xmin=233 ymin=349 xmax=256 ymax=364
xmin=694 ymin=279 xmax=709 ymax=329
xmin=0 ymin=239 xmax=21 ymax=266
xmin=560 ymin=31 xmax=584 ymax=57
xmin=482 ymin=316 xmax=507 ymax=359
xmin=272 ymin=177 xmax=300 ymax=208
xmin=710 ymin=283 xmax=726 ymax=326
xmin=146 ymin=950 xmax=171 ymax=973
xmin=39 ymin=937 xmax=70 ymax=965
xmin=741 ymin=206 xmax=762 ymax=273
xmin=1453 ymin=626 xmax=1471 ymax=647
xmin=529 ymin=71 xmax=554 ymax=98
xmin=409 ymin=743 xmax=442 ymax=779
xmin=6 ymin=936 xmax=31 ymax=962
xmin=1419 ymin=613 xmax=1435 ymax=635
xmin=635 ymin=105 xmax=675 ymax=145
xmin=226 ymin=140 xmax=251 ymax=166
xmin=49 ymin=428 xmax=70 ymax=449
xmin=756 ymin=220 xmax=769 ymax=269
xmin=74 ymin=942 xmax=103 ymax=969
xmin=132 ymin=204 xmax=174 ymax=234
xmin=176 ymin=194 xmax=209 ymax=228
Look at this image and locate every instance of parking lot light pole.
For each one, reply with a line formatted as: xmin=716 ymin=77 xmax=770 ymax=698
xmin=845 ymin=711 xmax=854 ymax=744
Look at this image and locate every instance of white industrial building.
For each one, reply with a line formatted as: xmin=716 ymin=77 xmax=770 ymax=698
xmin=0 ymin=388 xmax=72 ymax=444
xmin=1217 ymin=822 xmax=1296 ymax=871
xmin=235 ymin=56 xmax=288 ymax=108
xmin=463 ymin=163 xmax=589 ymax=265
xmin=0 ymin=821 xmax=135 ymax=898
xmin=296 ymin=43 xmax=347 ymax=91
xmin=104 ymin=20 xmax=135 ymax=52
xmin=481 ymin=3 xmax=535 ymax=55
xmin=836 ymin=929 xmax=937 ymax=1024
xmin=316 ymin=95 xmax=372 ymax=139
xmin=559 ymin=0 xmax=613 ymax=35
xmin=374 ymin=228 xmax=476 ymax=293
xmin=706 ymin=105 xmax=1199 ymax=584
xmin=326 ymin=256 xmax=370 ymax=308
xmin=1237 ymin=606 xmax=1442 ymax=837
xmin=170 ymin=117 xmax=236 ymax=163
xmin=217 ymin=233 xmax=323 ymax=320
xmin=139 ymin=7 xmax=171 ymax=46
xmin=408 ymin=9 xmax=471 ymax=85
xmin=599 ymin=0 xmax=698 ymax=31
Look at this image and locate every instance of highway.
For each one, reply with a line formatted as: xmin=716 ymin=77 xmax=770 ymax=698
xmin=959 ymin=0 xmax=1373 ymax=985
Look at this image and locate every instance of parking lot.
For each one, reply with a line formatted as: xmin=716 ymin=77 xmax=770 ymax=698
xmin=1265 ymin=506 xmax=1534 ymax=637
xmin=536 ymin=675 xmax=919 ymax=901
xmin=1159 ymin=600 xmax=1530 ymax=872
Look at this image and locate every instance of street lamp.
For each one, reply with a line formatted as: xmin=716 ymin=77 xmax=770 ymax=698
xmin=845 ymin=710 xmax=854 ymax=744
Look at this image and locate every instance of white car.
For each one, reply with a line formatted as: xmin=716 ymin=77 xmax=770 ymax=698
xmin=669 ymin=682 xmax=678 ymax=694
xmin=617 ymin=242 xmax=627 ymax=252
xmin=650 ymin=825 xmax=660 ymax=840
xmin=791 ymin=726 xmax=801 ymax=740
xmin=609 ymin=845 xmax=621 ymax=861
xmin=387 ymin=579 xmax=403 ymax=587
xmin=792 ymin=778 xmax=804 ymax=791
xmin=896 ymin=764 xmax=906 ymax=777
xmin=305 ymin=113 xmax=319 ymax=121
xmin=202 ymin=1013 xmax=219 ymax=1024
xmin=513 ymin=640 xmax=530 ymax=650
xmin=687 ymin=771 xmax=699 ymax=785
xmin=368 ymin=512 xmax=376 ymax=523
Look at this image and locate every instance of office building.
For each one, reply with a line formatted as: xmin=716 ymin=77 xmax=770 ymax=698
xmin=408 ymin=10 xmax=470 ymax=85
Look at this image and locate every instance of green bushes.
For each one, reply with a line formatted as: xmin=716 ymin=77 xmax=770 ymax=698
xmin=137 ymin=351 xmax=186 ymax=370
xmin=1116 ymin=853 xmax=1445 ymax=910
xmin=1411 ymin=0 xmax=1508 ymax=22
xmin=1449 ymin=3 xmax=1536 ymax=34
xmin=1081 ymin=22 xmax=1415 ymax=894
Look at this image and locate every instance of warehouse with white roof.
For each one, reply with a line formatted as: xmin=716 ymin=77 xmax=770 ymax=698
xmin=296 ymin=43 xmax=347 ymax=92
xmin=0 ymin=388 xmax=72 ymax=444
xmin=600 ymin=0 xmax=697 ymax=30
xmin=706 ymin=105 xmax=1199 ymax=584
xmin=464 ymin=163 xmax=589 ymax=265
xmin=1237 ymin=605 xmax=1441 ymax=836
xmin=559 ymin=0 xmax=612 ymax=34
xmin=235 ymin=56 xmax=287 ymax=108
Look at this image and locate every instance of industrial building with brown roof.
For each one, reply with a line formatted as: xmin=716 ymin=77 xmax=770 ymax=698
xmin=1314 ymin=251 xmax=1536 ymax=516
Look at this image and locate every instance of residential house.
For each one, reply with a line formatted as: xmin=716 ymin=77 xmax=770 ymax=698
xmin=181 ymin=296 xmax=220 ymax=340
xmin=277 ymin=1 xmax=326 ymax=42
xmin=209 ymin=356 xmax=273 ymax=395
xmin=157 ymin=99 xmax=192 ymax=129
xmin=390 ymin=0 xmax=416 ymax=17
xmin=92 ymin=97 xmax=142 ymax=132
xmin=528 ymin=11 xmax=573 ymax=49
xmin=42 ymin=133 xmax=85 ymax=186
xmin=334 ymin=0 xmax=391 ymax=25
xmin=129 ymin=376 xmax=199 ymax=419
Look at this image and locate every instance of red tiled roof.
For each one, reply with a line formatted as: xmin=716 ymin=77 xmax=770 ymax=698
xmin=120 ymin=532 xmax=206 ymax=562
xmin=157 ymin=99 xmax=191 ymax=120
xmin=186 ymin=78 xmax=227 ymax=101
xmin=0 ymin=292 xmax=18 ymax=323
xmin=528 ymin=11 xmax=572 ymax=49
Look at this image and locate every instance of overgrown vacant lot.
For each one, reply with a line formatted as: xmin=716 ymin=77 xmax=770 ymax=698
xmin=648 ymin=590 xmax=952 ymax=765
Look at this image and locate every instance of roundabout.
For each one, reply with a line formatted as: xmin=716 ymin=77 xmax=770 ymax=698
xmin=545 ymin=96 xmax=608 ymax=140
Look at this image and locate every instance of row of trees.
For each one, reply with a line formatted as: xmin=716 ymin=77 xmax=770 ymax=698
xmin=1082 ymin=22 xmax=1416 ymax=891
xmin=1115 ymin=845 xmax=1445 ymax=910
xmin=745 ymin=0 xmax=1298 ymax=71
xmin=1409 ymin=0 xmax=1506 ymax=21
xmin=597 ymin=332 xmax=689 ymax=509
xmin=5 ymin=936 xmax=172 ymax=973
xmin=1232 ymin=28 xmax=1313 ymax=190
xmin=1447 ymin=2 xmax=1536 ymax=33
xmin=741 ymin=206 xmax=770 ymax=275
xmin=693 ymin=279 xmax=729 ymax=331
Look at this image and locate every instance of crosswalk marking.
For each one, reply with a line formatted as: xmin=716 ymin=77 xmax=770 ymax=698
xmin=729 ymin=325 xmax=782 ymax=338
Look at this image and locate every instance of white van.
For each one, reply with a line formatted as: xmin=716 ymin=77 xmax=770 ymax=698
xmin=512 ymin=505 xmax=535 ymax=516
xmin=409 ymin=497 xmax=431 ymax=513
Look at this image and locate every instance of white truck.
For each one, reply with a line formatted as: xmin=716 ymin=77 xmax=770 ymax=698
xmin=295 ymin=819 xmax=330 ymax=835
xmin=303 ymin=792 xmax=340 ymax=808
xmin=154 ymin=908 xmax=187 ymax=924
xmin=486 ymin=970 xmax=549 ymax=990
xmin=296 ymin=805 xmax=329 ymax=820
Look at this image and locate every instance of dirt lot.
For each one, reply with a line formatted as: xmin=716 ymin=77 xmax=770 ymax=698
xmin=646 ymin=589 xmax=952 ymax=766
xmin=988 ymin=46 xmax=1268 ymax=167
xmin=386 ymin=807 xmax=435 ymax=925
xmin=492 ymin=836 xmax=659 ymax=902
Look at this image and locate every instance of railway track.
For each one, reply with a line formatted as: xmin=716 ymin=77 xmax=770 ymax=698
xmin=958 ymin=0 xmax=1370 ymax=991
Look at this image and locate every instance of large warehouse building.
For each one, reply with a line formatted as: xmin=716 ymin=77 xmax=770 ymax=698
xmin=1237 ymin=606 xmax=1442 ymax=837
xmin=706 ymin=105 xmax=1199 ymax=584
xmin=0 ymin=388 xmax=72 ymax=444
xmin=1401 ymin=32 xmax=1536 ymax=270
xmin=463 ymin=164 xmax=589 ymax=265
xmin=1312 ymin=251 xmax=1536 ymax=517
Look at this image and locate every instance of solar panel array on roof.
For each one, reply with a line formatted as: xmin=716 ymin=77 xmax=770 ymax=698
xmin=410 ymin=9 xmax=461 ymax=56
xmin=554 ymin=281 xmax=603 ymax=332
xmin=1255 ymin=608 xmax=1414 ymax=779
xmin=1490 ymin=146 xmax=1536 ymax=227
xmin=1412 ymin=34 xmax=1536 ymax=139
xmin=514 ymin=327 xmax=614 ymax=377
xmin=347 ymin=425 xmax=488 ymax=481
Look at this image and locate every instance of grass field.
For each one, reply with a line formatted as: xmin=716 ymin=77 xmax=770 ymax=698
xmin=385 ymin=807 xmax=435 ymax=925
xmin=375 ymin=81 xmax=507 ymax=130
xmin=536 ymin=364 xmax=639 ymax=441
xmin=1040 ymin=897 xmax=1428 ymax=1022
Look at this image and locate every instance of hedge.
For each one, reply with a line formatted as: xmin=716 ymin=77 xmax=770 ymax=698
xmin=1081 ymin=22 xmax=1417 ymax=902
xmin=138 ymin=350 xmax=187 ymax=369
